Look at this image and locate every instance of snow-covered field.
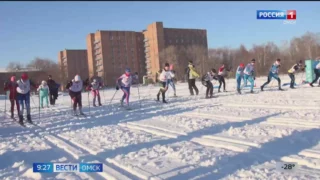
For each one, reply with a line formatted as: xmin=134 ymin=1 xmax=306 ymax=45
xmin=0 ymin=74 xmax=320 ymax=180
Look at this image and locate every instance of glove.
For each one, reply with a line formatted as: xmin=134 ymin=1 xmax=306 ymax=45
xmin=116 ymin=86 xmax=119 ymax=90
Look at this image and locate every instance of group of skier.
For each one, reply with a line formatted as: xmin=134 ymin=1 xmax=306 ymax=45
xmin=3 ymin=58 xmax=320 ymax=125
xmin=154 ymin=58 xmax=320 ymax=100
xmin=3 ymin=74 xmax=59 ymax=125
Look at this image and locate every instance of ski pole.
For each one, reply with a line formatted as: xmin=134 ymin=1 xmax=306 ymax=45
xmin=108 ymin=90 xmax=118 ymax=109
xmin=136 ymin=78 xmax=142 ymax=108
xmin=102 ymin=86 xmax=106 ymax=104
xmin=88 ymin=91 xmax=90 ymax=115
xmin=30 ymin=94 xmax=36 ymax=108
xmin=70 ymin=98 xmax=73 ymax=115
xmin=38 ymin=93 xmax=40 ymax=121
xmin=4 ymin=92 xmax=7 ymax=116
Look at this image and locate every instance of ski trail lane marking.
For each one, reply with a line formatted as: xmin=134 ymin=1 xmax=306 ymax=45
xmin=222 ymin=103 xmax=320 ymax=110
xmin=56 ymin=135 xmax=134 ymax=180
xmin=119 ymin=123 xmax=180 ymax=138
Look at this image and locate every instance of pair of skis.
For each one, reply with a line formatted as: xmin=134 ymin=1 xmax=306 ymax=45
xmin=11 ymin=117 xmax=38 ymax=128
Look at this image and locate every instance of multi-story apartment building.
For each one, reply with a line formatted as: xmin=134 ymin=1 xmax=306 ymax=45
xmin=58 ymin=49 xmax=88 ymax=86
xmin=59 ymin=21 xmax=207 ymax=86
xmin=143 ymin=22 xmax=208 ymax=81
xmin=86 ymin=30 xmax=146 ymax=86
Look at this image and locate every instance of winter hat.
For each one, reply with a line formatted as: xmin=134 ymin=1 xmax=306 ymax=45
xmin=240 ymin=63 xmax=245 ymax=68
xmin=10 ymin=76 xmax=16 ymax=82
xmin=21 ymin=73 xmax=28 ymax=81
xmin=93 ymin=79 xmax=97 ymax=83
xmin=74 ymin=74 xmax=81 ymax=82
xmin=125 ymin=68 xmax=131 ymax=73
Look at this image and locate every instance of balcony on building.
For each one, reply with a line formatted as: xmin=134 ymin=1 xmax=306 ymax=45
xmin=94 ymin=44 xmax=100 ymax=50
xmin=94 ymin=51 xmax=101 ymax=56
xmin=143 ymin=38 xmax=149 ymax=42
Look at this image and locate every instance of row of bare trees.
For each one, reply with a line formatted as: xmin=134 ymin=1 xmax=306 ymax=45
xmin=159 ymin=32 xmax=320 ymax=80
xmin=6 ymin=57 xmax=60 ymax=81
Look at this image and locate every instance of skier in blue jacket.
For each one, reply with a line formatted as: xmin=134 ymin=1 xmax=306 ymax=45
xmin=243 ymin=59 xmax=256 ymax=93
xmin=261 ymin=58 xmax=284 ymax=91
xmin=309 ymin=59 xmax=320 ymax=87
xmin=235 ymin=63 xmax=245 ymax=94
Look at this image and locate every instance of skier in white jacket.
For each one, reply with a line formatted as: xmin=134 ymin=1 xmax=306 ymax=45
xmin=156 ymin=63 xmax=172 ymax=103
xmin=66 ymin=75 xmax=84 ymax=115
xmin=16 ymin=73 xmax=37 ymax=124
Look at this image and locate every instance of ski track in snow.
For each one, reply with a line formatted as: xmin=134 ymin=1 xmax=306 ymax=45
xmin=0 ymin=75 xmax=320 ymax=179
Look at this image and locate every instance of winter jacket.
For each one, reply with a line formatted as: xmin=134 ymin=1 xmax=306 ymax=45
xmin=270 ymin=62 xmax=280 ymax=74
xmin=47 ymin=79 xmax=57 ymax=91
xmin=16 ymin=79 xmax=36 ymax=95
xmin=117 ymin=74 xmax=135 ymax=87
xmin=66 ymin=80 xmax=83 ymax=93
xmin=202 ymin=72 xmax=216 ymax=81
xmin=37 ymin=85 xmax=50 ymax=97
xmin=90 ymin=82 xmax=102 ymax=90
xmin=218 ymin=66 xmax=226 ymax=76
xmin=235 ymin=66 xmax=245 ymax=77
xmin=187 ymin=64 xmax=200 ymax=79
xmin=158 ymin=69 xmax=175 ymax=82
xmin=244 ymin=63 xmax=255 ymax=76
xmin=288 ymin=64 xmax=304 ymax=74
xmin=4 ymin=82 xmax=18 ymax=100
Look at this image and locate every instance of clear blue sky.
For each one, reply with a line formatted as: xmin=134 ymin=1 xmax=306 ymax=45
xmin=1 ymin=2 xmax=319 ymax=68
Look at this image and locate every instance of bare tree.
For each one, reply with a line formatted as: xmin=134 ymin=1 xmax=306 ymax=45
xmin=6 ymin=62 xmax=24 ymax=71
xmin=27 ymin=57 xmax=60 ymax=81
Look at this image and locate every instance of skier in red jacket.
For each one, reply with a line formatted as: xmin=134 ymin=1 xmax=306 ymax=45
xmin=4 ymin=76 xmax=20 ymax=118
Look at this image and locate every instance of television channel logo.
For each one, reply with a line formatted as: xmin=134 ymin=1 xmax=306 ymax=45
xmin=257 ymin=10 xmax=296 ymax=24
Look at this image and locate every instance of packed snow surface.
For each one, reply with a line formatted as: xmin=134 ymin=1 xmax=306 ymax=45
xmin=0 ymin=75 xmax=320 ymax=179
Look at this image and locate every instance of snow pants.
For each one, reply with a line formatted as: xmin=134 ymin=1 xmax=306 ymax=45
xmin=9 ymin=99 xmax=20 ymax=117
xmin=236 ymin=74 xmax=243 ymax=90
xmin=205 ymin=81 xmax=213 ymax=97
xmin=243 ymin=74 xmax=255 ymax=91
xmin=288 ymin=73 xmax=295 ymax=88
xmin=69 ymin=91 xmax=82 ymax=111
xmin=188 ymin=79 xmax=198 ymax=95
xmin=167 ymin=79 xmax=176 ymax=93
xmin=17 ymin=92 xmax=31 ymax=116
xmin=121 ymin=87 xmax=130 ymax=105
xmin=91 ymin=90 xmax=101 ymax=106
xmin=217 ymin=75 xmax=226 ymax=91
xmin=40 ymin=94 xmax=49 ymax=108
xmin=262 ymin=72 xmax=281 ymax=89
